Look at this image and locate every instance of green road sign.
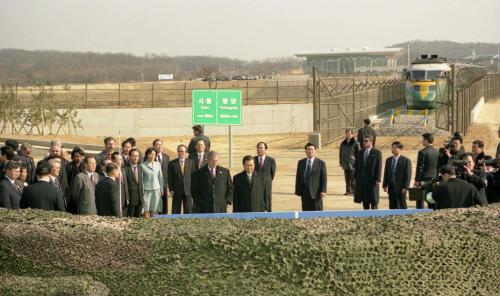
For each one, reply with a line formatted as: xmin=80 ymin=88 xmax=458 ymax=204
xmin=192 ymin=89 xmax=242 ymax=125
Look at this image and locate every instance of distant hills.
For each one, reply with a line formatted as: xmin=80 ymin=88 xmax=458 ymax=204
xmin=0 ymin=49 xmax=302 ymax=85
xmin=393 ymin=40 xmax=500 ymax=64
xmin=0 ymin=40 xmax=498 ymax=85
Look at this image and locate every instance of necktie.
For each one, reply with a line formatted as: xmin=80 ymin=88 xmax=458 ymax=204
xmin=198 ymin=154 xmax=203 ymax=168
xmin=391 ymin=157 xmax=397 ymax=183
xmin=90 ymin=174 xmax=96 ymax=186
xmin=133 ymin=166 xmax=138 ymax=181
xmin=364 ymin=149 xmax=369 ymax=162
xmin=180 ymin=159 xmax=185 ymax=175
xmin=306 ymin=159 xmax=312 ymax=178
xmin=211 ymin=168 xmax=216 ymax=177
xmin=259 ymin=157 xmax=264 ymax=169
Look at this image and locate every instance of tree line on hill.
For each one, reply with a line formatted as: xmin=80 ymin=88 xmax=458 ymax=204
xmin=1 ymin=40 xmax=498 ymax=85
xmin=0 ymin=49 xmax=303 ymax=85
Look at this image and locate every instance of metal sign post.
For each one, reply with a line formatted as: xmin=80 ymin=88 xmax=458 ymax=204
xmin=192 ymin=90 xmax=242 ymax=169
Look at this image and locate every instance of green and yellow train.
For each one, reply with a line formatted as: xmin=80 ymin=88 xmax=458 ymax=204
xmin=405 ymin=55 xmax=451 ymax=110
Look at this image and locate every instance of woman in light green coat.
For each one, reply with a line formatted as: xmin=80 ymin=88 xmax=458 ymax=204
xmin=141 ymin=147 xmax=163 ymax=218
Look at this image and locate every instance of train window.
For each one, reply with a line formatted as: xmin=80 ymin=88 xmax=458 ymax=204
xmin=413 ymin=85 xmax=420 ymax=91
xmin=428 ymin=85 xmax=436 ymax=91
xmin=412 ymin=71 xmax=425 ymax=80
xmin=427 ymin=71 xmax=442 ymax=80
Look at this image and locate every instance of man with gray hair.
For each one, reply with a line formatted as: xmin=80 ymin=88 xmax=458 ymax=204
xmin=192 ymin=151 xmax=233 ymax=213
xmin=18 ymin=143 xmax=36 ymax=184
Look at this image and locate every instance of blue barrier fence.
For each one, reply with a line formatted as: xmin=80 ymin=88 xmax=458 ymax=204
xmin=156 ymin=209 xmax=433 ymax=220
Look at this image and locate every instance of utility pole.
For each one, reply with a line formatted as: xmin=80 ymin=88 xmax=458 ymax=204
xmin=407 ymin=42 xmax=410 ymax=67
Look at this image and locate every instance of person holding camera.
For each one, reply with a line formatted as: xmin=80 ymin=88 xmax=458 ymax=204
xmin=438 ymin=136 xmax=465 ymax=169
xmin=429 ymin=165 xmax=487 ymax=209
xmin=457 ymin=153 xmax=488 ymax=202
xmin=479 ymin=155 xmax=500 ymax=204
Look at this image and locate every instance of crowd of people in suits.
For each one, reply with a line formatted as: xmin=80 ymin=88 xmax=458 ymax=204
xmin=1 ymin=121 xmax=499 ymax=216
xmin=338 ymin=119 xmax=500 ymax=210
xmin=0 ymin=125 xmax=277 ymax=217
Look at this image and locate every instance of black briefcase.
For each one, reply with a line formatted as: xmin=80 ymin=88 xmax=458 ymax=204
xmin=409 ymin=187 xmax=425 ymax=201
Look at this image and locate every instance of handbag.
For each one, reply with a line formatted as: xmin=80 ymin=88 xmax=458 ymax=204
xmin=409 ymin=187 xmax=425 ymax=201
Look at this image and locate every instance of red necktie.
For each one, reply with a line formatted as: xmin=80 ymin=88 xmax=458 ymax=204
xmin=259 ymin=158 xmax=264 ymax=169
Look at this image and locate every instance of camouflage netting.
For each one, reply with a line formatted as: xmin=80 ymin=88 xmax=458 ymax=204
xmin=0 ymin=206 xmax=499 ymax=296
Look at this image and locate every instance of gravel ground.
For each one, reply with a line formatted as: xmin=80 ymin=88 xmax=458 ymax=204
xmin=375 ymin=114 xmax=451 ymax=137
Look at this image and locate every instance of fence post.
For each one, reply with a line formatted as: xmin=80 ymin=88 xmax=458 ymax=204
xmin=306 ymin=80 xmax=309 ymax=103
xmin=118 ymin=83 xmax=121 ymax=108
xmin=312 ymin=67 xmax=318 ymax=133
xmin=85 ymin=83 xmax=88 ymax=108
xmin=276 ymin=80 xmax=279 ymax=104
xmin=151 ymin=83 xmax=154 ymax=108
xmin=184 ymin=82 xmax=187 ymax=107
xmin=246 ymin=80 xmax=249 ymax=105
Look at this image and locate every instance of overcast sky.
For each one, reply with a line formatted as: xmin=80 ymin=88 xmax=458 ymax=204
xmin=1 ymin=0 xmax=499 ymax=60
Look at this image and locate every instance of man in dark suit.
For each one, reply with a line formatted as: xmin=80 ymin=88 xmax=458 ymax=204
xmin=95 ymin=162 xmax=122 ymax=217
xmin=357 ymin=118 xmax=377 ymax=148
xmin=96 ymin=137 xmax=116 ymax=174
xmin=191 ymin=151 xmax=233 ymax=213
xmin=18 ymin=143 xmax=36 ymax=184
xmin=431 ymin=165 xmax=487 ymax=209
xmin=47 ymin=158 xmax=67 ymax=209
xmin=124 ymin=149 xmax=144 ymax=217
xmin=254 ymin=142 xmax=276 ymax=212
xmin=153 ymin=139 xmax=169 ymax=214
xmin=20 ymin=163 xmax=66 ymax=211
xmin=168 ymin=144 xmax=195 ymax=214
xmin=383 ymin=141 xmax=412 ymax=209
xmin=471 ymin=140 xmax=486 ymax=170
xmin=339 ymin=129 xmax=360 ymax=195
xmin=233 ymin=155 xmax=267 ymax=212
xmin=0 ymin=161 xmax=22 ymax=209
xmin=111 ymin=152 xmax=129 ymax=215
xmin=65 ymin=146 xmax=85 ymax=213
xmin=187 ymin=124 xmax=211 ymax=156
xmin=43 ymin=141 xmax=70 ymax=209
xmin=414 ymin=133 xmax=439 ymax=209
xmin=354 ymin=135 xmax=382 ymax=210
xmin=189 ymin=139 xmax=209 ymax=171
xmin=121 ymin=139 xmax=133 ymax=167
xmin=294 ymin=143 xmax=327 ymax=211
xmin=71 ymin=155 xmax=99 ymax=215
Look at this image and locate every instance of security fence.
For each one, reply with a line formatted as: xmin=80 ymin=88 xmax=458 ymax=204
xmin=435 ymin=65 xmax=500 ymax=135
xmin=311 ymin=67 xmax=406 ymax=144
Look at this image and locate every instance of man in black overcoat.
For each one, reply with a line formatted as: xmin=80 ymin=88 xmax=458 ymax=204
xmin=95 ymin=162 xmax=122 ymax=217
xmin=354 ymin=135 xmax=382 ymax=210
xmin=431 ymin=165 xmax=487 ymax=209
xmin=168 ymin=144 xmax=195 ymax=214
xmin=191 ymin=151 xmax=233 ymax=213
xmin=233 ymin=155 xmax=267 ymax=212
xmin=254 ymin=141 xmax=276 ymax=211
xmin=294 ymin=143 xmax=327 ymax=211
xmin=383 ymin=141 xmax=412 ymax=209
xmin=20 ymin=163 xmax=65 ymax=211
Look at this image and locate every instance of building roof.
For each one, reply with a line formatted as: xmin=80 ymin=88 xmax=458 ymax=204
xmin=295 ymin=47 xmax=404 ymax=58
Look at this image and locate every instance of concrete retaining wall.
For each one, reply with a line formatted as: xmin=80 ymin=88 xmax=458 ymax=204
xmin=75 ymin=103 xmax=313 ymax=137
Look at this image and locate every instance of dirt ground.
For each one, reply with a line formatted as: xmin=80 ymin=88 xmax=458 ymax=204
xmin=8 ymin=101 xmax=500 ymax=212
